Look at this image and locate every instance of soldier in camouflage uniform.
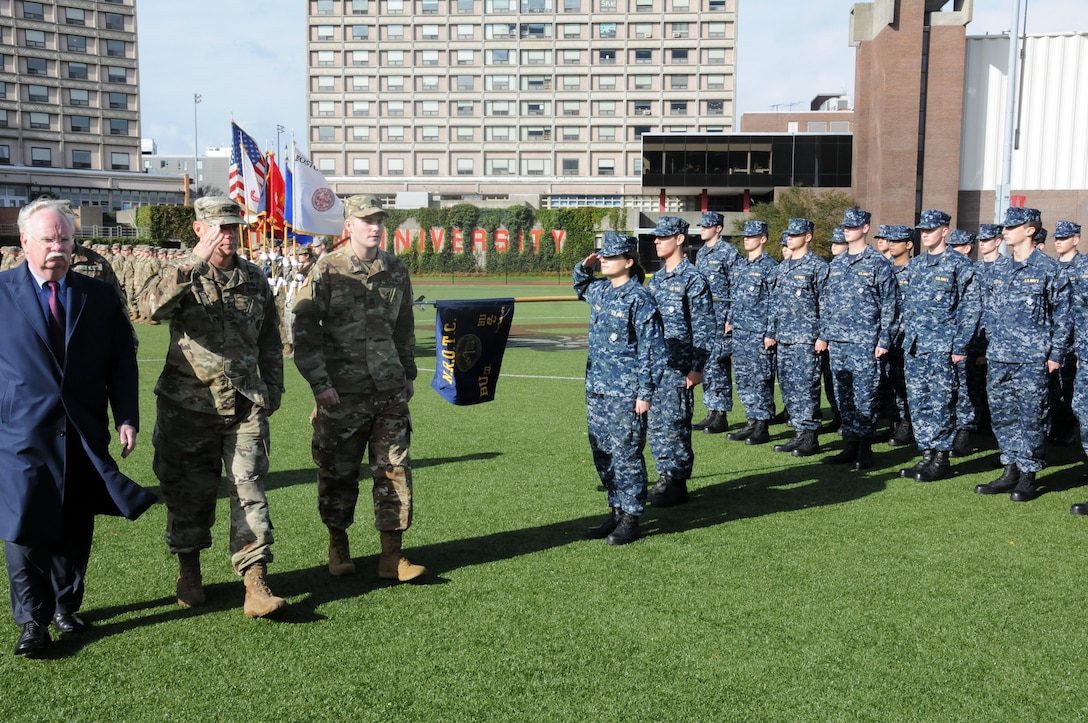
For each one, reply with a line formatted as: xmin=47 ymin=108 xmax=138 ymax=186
xmin=141 ymin=197 xmax=286 ymax=619
xmin=724 ymin=220 xmax=777 ymax=445
xmin=1050 ymin=220 xmax=1083 ymax=447
xmin=877 ymin=225 xmax=915 ymax=447
xmin=818 ymin=209 xmax=897 ymax=471
xmin=292 ymin=195 xmax=426 ymax=580
xmin=819 ymin=228 xmax=849 ymax=433
xmin=769 ymin=218 xmax=829 ymax=457
xmin=645 ymin=217 xmax=714 ymax=507
xmin=947 ymin=229 xmax=982 ymax=457
xmin=975 ymin=208 xmax=1072 ymax=501
xmin=1058 ymin=222 xmax=1088 ymax=514
xmin=574 ymin=232 xmax=663 ymax=545
xmin=692 ymin=211 xmax=740 ymax=434
xmin=897 ymin=210 xmax=979 ymax=482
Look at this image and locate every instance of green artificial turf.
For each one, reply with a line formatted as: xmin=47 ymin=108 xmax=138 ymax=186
xmin=2 ymin=281 xmax=1088 ymax=721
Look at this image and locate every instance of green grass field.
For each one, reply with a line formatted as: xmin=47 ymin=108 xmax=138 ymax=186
xmin=2 ymin=279 xmax=1088 ymax=721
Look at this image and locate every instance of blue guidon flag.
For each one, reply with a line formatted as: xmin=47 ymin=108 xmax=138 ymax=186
xmin=431 ymin=298 xmax=515 ymax=405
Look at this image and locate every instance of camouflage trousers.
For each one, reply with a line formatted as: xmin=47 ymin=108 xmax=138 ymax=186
xmin=701 ymin=331 xmax=734 ymax=413
xmin=827 ymin=341 xmax=880 ymax=442
xmin=153 ymin=397 xmax=274 ymax=574
xmin=1071 ymin=362 xmax=1088 ymax=457
xmin=878 ymin=347 xmax=909 ymax=423
xmin=821 ymin=349 xmax=839 ymax=417
xmin=1048 ymin=353 xmax=1077 ymax=436
xmin=649 ymin=371 xmax=695 ymax=480
xmin=587 ymin=392 xmax=648 ymax=516
xmin=311 ymin=388 xmax=413 ymax=532
xmin=732 ymin=328 xmax=775 ymax=420
xmin=776 ymin=342 xmax=821 ymax=431
xmin=988 ymin=360 xmax=1049 ymax=473
xmin=904 ymin=350 xmax=957 ymax=451
xmin=954 ymin=355 xmax=987 ymax=432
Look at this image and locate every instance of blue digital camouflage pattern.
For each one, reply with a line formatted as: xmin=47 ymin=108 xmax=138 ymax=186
xmin=948 ymin=229 xmax=975 ymax=246
xmin=900 ymin=248 xmax=980 ymax=450
xmin=1002 ymin=207 xmax=1035 ymax=228
xmin=879 ymin=262 xmax=911 ymax=423
xmin=651 ymin=216 xmax=690 ymax=237
xmin=916 ymin=209 xmax=951 ymax=229
xmin=876 ymin=225 xmax=913 ymax=241
xmin=842 ymin=208 xmax=871 ymax=228
xmin=786 ymin=218 xmax=815 ymax=235
xmin=574 ymin=262 xmax=664 ymax=515
xmin=695 ymin=236 xmax=741 ymax=412
xmin=770 ymin=252 xmax=829 ymax=431
xmin=1055 ymin=220 xmax=1082 ymax=239
xmin=819 ymin=245 xmax=897 ymax=440
xmin=830 ymin=227 xmax=847 ymax=245
xmin=600 ymin=231 xmax=639 ymax=257
xmin=977 ymin=224 xmax=1003 ymax=240
xmin=698 ymin=211 xmax=725 ymax=228
xmin=1034 ymin=227 xmax=1048 ymax=243
xmin=729 ymin=252 xmax=778 ymax=419
xmin=743 ymin=220 xmax=769 ymax=237
xmin=983 ymin=248 xmax=1072 ymax=472
xmin=647 ymin=257 xmax=714 ymax=479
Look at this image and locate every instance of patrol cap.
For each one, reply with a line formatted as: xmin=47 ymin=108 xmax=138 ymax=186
xmin=599 ymin=231 xmax=638 ymax=258
xmin=697 ymin=211 xmax=724 ymax=228
xmin=194 ymin=196 xmax=248 ymax=227
xmin=1024 ymin=208 xmax=1043 ymax=224
xmin=875 ymin=224 xmax=912 ymax=242
xmin=652 ymin=216 xmax=690 ymax=237
xmin=1055 ymin=220 xmax=1082 ymax=239
xmin=830 ymin=226 xmax=847 ymax=245
xmin=781 ymin=231 xmax=789 ymax=246
xmin=1033 ymin=227 xmax=1047 ymax=243
xmin=977 ymin=224 xmax=1003 ymax=241
xmin=742 ymin=220 xmax=768 ymax=237
xmin=344 ymin=194 xmax=386 ymax=219
xmin=785 ymin=218 xmax=815 ymax=236
xmin=916 ymin=209 xmax=951 ymax=229
xmin=841 ymin=208 xmax=872 ymax=228
xmin=1002 ymin=206 xmax=1037 ymax=228
xmin=948 ymin=229 xmax=975 ymax=246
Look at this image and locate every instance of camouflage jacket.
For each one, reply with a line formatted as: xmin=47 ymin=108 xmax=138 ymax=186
xmin=71 ymin=244 xmax=127 ymax=307
xmin=647 ymin=256 xmax=715 ymax=375
xmin=291 ymin=247 xmax=417 ymax=396
xmin=901 ymin=249 xmax=979 ymax=357
xmin=574 ymin=263 xmax=663 ymax=402
xmin=1062 ymin=253 xmax=1088 ymax=357
xmin=727 ymin=252 xmax=777 ymax=336
xmin=769 ymin=251 xmax=829 ymax=344
xmin=695 ymin=238 xmax=740 ymax=328
xmin=983 ymin=249 xmax=1071 ymax=365
xmin=889 ymin=262 xmax=910 ymax=347
xmin=141 ymin=253 xmax=283 ymax=415
xmin=819 ymin=245 xmax=897 ymax=349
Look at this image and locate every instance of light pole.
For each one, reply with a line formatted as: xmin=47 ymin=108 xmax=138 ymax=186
xmin=193 ymin=93 xmax=202 ymax=198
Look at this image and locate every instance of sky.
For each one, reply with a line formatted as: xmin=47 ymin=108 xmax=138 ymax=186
xmin=137 ymin=1 xmax=1088 ymax=158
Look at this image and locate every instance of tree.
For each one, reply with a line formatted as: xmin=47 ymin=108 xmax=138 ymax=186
xmin=733 ymin=187 xmax=857 ymax=260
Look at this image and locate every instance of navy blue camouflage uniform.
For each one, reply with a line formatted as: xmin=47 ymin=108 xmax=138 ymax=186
xmin=695 ymin=233 xmax=740 ymax=414
xmin=729 ymin=252 xmax=778 ymax=420
xmin=769 ymin=251 xmax=829 ymax=432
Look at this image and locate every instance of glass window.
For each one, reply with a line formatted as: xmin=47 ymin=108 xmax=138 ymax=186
xmin=597 ymin=159 xmax=615 ymax=175
xmin=109 ymin=118 xmax=129 ymax=135
xmin=420 ymin=100 xmax=440 ymax=116
xmin=672 ymin=22 xmax=690 ymax=38
xmin=317 ymin=126 xmax=335 ymax=141
xmin=351 ymin=126 xmax=370 ymax=140
xmin=317 ymin=100 xmax=335 ymax=116
xmin=455 ymin=101 xmax=474 ymax=115
xmin=385 ymin=50 xmax=404 ymax=66
xmin=70 ymin=116 xmax=90 ymax=132
xmin=485 ymin=126 xmax=514 ymax=141
xmin=672 ymin=0 xmax=688 ymax=8
xmin=317 ymin=50 xmax=334 ymax=66
xmin=706 ymin=48 xmax=726 ymax=64
xmin=103 ymin=13 xmax=124 ymax=30
xmin=562 ymin=50 xmax=580 ymax=65
xmin=671 ymin=101 xmax=687 ymax=115
xmin=352 ymin=50 xmax=369 ymax=65
xmin=487 ymin=49 xmax=511 ymax=65
xmin=353 ymin=158 xmax=370 ymax=175
xmin=632 ymin=75 xmax=653 ymax=90
xmin=597 ymin=76 xmax=616 ymax=91
xmin=597 ymin=23 xmax=615 ymax=38
xmin=485 ymin=158 xmax=513 ymax=175
xmin=455 ymin=127 xmax=474 ymax=141
xmin=421 ymin=125 xmax=440 ymax=141
xmin=561 ymin=24 xmax=581 ymax=39
xmin=563 ymin=0 xmax=581 ymax=9
xmin=522 ymin=0 xmax=551 ymax=11
xmin=485 ymin=101 xmax=514 ymax=116
xmin=25 ymin=30 xmax=47 ymax=48
xmin=562 ymin=127 xmax=580 ymax=141
xmin=106 ymin=66 xmax=126 ymax=83
xmin=386 ymin=98 xmax=404 ymax=113
xmin=635 ymin=0 xmax=653 ymax=10
xmin=598 ymin=50 xmax=616 ymax=65
xmin=633 ymin=101 xmax=652 ymax=115
xmin=485 ymin=0 xmax=515 ymax=9
xmin=420 ymin=50 xmax=440 ymax=65
xmin=521 ymin=158 xmax=549 ymax=175
xmin=705 ymin=74 xmax=726 ymax=89
xmin=634 ymin=49 xmax=653 ymax=64
xmin=670 ymin=75 xmax=689 ymax=89
xmin=351 ymin=25 xmax=369 ymax=40
xmin=23 ymin=2 xmax=45 ymax=20
xmin=633 ymin=23 xmax=653 ymax=37
xmin=562 ymin=159 xmax=579 ymax=176
xmin=707 ymin=21 xmax=727 ymax=38
xmin=0 ymin=110 xmax=7 ymax=127
xmin=28 ymin=84 xmax=48 ymax=102
xmin=386 ymin=126 xmax=404 ymax=141
xmin=386 ymin=0 xmax=405 ymax=13
xmin=457 ymin=0 xmax=474 ymax=12
xmin=29 ymin=112 xmax=50 ymax=129
xmin=485 ymin=23 xmax=516 ymax=39
xmin=709 ymin=0 xmax=725 ymax=9
xmin=562 ymin=100 xmax=580 ymax=116
xmin=108 ymin=92 xmax=129 ymax=109
xmin=64 ymin=7 xmax=86 ymax=24
xmin=386 ymin=24 xmax=404 ymax=40
xmin=706 ymin=100 xmax=724 ymax=115
xmin=421 ymin=1 xmax=439 ymax=14
xmin=597 ymin=126 xmax=615 ymax=141
xmin=598 ymin=0 xmax=616 ymax=12
xmin=0 ymin=146 xmax=9 ymax=165
xmin=351 ymin=0 xmax=370 ymax=13
xmin=561 ymin=75 xmax=580 ymax=90
xmin=671 ymin=49 xmax=688 ymax=64
xmin=66 ymin=35 xmax=87 ymax=52
xmin=457 ymin=159 xmax=474 ymax=175
xmin=456 ymin=75 xmax=474 ymax=91
xmin=32 ymin=147 xmax=52 ymax=167
xmin=456 ymin=50 xmax=474 ymax=65
xmin=352 ymin=101 xmax=370 ymax=115
xmin=70 ymin=88 xmax=90 ymax=106
xmin=387 ymin=158 xmax=404 ymax=175
xmin=420 ymin=76 xmax=440 ymax=91
xmin=420 ymin=24 xmax=439 ymax=39
xmin=485 ymin=75 xmax=512 ymax=90
xmin=316 ymin=25 xmax=334 ymax=40
xmin=456 ymin=25 xmax=474 ymax=39
xmin=72 ymin=149 xmax=91 ymax=168
xmin=106 ymin=39 xmax=126 ymax=57
xmin=385 ymin=74 xmax=404 ymax=91
xmin=315 ymin=0 xmax=334 ymax=13
xmin=318 ymin=158 xmax=335 ymax=172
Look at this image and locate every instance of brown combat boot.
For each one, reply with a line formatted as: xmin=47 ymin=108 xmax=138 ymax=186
xmin=176 ymin=552 xmax=205 ymax=608
xmin=328 ymin=528 xmax=356 ymax=576
xmin=378 ymin=530 xmax=426 ymax=582
xmin=242 ymin=562 xmax=287 ymax=618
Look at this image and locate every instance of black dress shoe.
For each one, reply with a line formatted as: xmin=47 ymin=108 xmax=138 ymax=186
xmin=52 ymin=612 xmax=88 ymax=634
xmin=14 ymin=621 xmax=50 ymax=657
xmin=1070 ymin=501 xmax=1088 ymax=515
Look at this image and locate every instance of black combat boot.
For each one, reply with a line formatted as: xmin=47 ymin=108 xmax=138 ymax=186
xmin=974 ymin=464 xmax=1020 ymax=494
xmin=1009 ymin=471 xmax=1040 ymax=502
xmin=745 ymin=420 xmax=770 ymax=445
xmin=915 ymin=450 xmax=952 ymax=482
xmin=726 ymin=420 xmax=756 ymax=442
xmin=887 ymin=420 xmax=914 ymax=447
xmin=951 ymin=429 xmax=972 ymax=457
xmin=853 ymin=439 xmax=874 ymax=471
xmin=692 ymin=411 xmax=717 ymax=431
xmin=899 ymin=450 xmax=933 ymax=478
xmin=647 ymin=475 xmax=688 ymax=507
xmin=773 ymin=431 xmax=804 ymax=454
xmin=702 ymin=411 xmax=729 ymax=434
xmin=585 ymin=508 xmax=622 ymax=539
xmin=792 ymin=430 xmax=821 ymax=457
xmin=822 ymin=440 xmax=859 ymax=465
xmin=820 ymin=413 xmax=842 ymax=434
xmin=606 ymin=512 xmax=640 ymax=545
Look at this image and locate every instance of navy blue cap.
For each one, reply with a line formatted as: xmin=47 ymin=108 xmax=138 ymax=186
xmin=742 ymin=220 xmax=768 ymax=237
xmin=781 ymin=231 xmax=789 ymax=246
xmin=977 ymin=224 xmax=1003 ymax=241
xmin=841 ymin=208 xmax=871 ymax=228
xmin=916 ymin=209 xmax=952 ymax=229
xmin=697 ymin=211 xmax=724 ymax=228
xmin=830 ymin=226 xmax=847 ymax=244
xmin=1033 ymin=227 xmax=1047 ymax=242
xmin=1003 ymin=207 xmax=1039 ymax=228
xmin=651 ymin=216 xmax=689 ymax=237
xmin=1055 ymin=220 xmax=1082 ymax=239
xmin=948 ymin=229 xmax=975 ymax=246
xmin=875 ymin=224 xmax=912 ymax=242
xmin=599 ymin=231 xmax=638 ymax=257
xmin=786 ymin=218 xmax=815 ymax=235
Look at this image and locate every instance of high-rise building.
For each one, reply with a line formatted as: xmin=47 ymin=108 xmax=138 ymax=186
xmin=306 ymin=0 xmax=737 ymax=210
xmin=0 ymin=0 xmax=183 ymax=210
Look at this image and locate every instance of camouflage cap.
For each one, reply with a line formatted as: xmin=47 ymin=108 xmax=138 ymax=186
xmin=1002 ymin=206 xmax=1036 ymax=228
xmin=830 ymin=226 xmax=847 ymax=244
xmin=1024 ymin=207 xmax=1043 ymax=224
xmin=1055 ymin=220 xmax=1082 ymax=239
xmin=977 ymin=224 xmax=1004 ymax=241
xmin=781 ymin=231 xmax=789 ymax=246
xmin=785 ymin=218 xmax=815 ymax=236
xmin=948 ymin=229 xmax=975 ymax=246
xmin=344 ymin=194 xmax=386 ymax=219
xmin=742 ymin=220 xmax=769 ymax=237
xmin=697 ymin=211 xmax=724 ymax=228
xmin=194 ymin=196 xmax=247 ymax=226
xmin=599 ymin=231 xmax=638 ymax=258
xmin=841 ymin=208 xmax=872 ymax=228
xmin=875 ymin=224 xmax=912 ymax=242
xmin=916 ymin=209 xmax=952 ymax=230
xmin=1033 ymin=227 xmax=1047 ymax=242
xmin=652 ymin=216 xmax=690 ymax=237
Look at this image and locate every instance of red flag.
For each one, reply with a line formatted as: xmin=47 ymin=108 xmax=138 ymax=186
xmin=264 ymin=151 xmax=285 ymax=235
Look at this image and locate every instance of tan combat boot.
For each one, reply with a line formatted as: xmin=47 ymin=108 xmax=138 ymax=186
xmin=176 ymin=551 xmax=205 ymax=608
xmin=242 ymin=561 xmax=287 ymax=618
xmin=378 ymin=530 xmax=426 ymax=582
xmin=328 ymin=528 xmax=356 ymax=576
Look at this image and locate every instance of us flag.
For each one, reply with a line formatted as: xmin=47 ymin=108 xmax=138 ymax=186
xmin=228 ymin=121 xmax=267 ymax=221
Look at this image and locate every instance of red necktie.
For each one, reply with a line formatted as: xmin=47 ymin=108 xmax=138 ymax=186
xmin=45 ymin=280 xmax=65 ymax=364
